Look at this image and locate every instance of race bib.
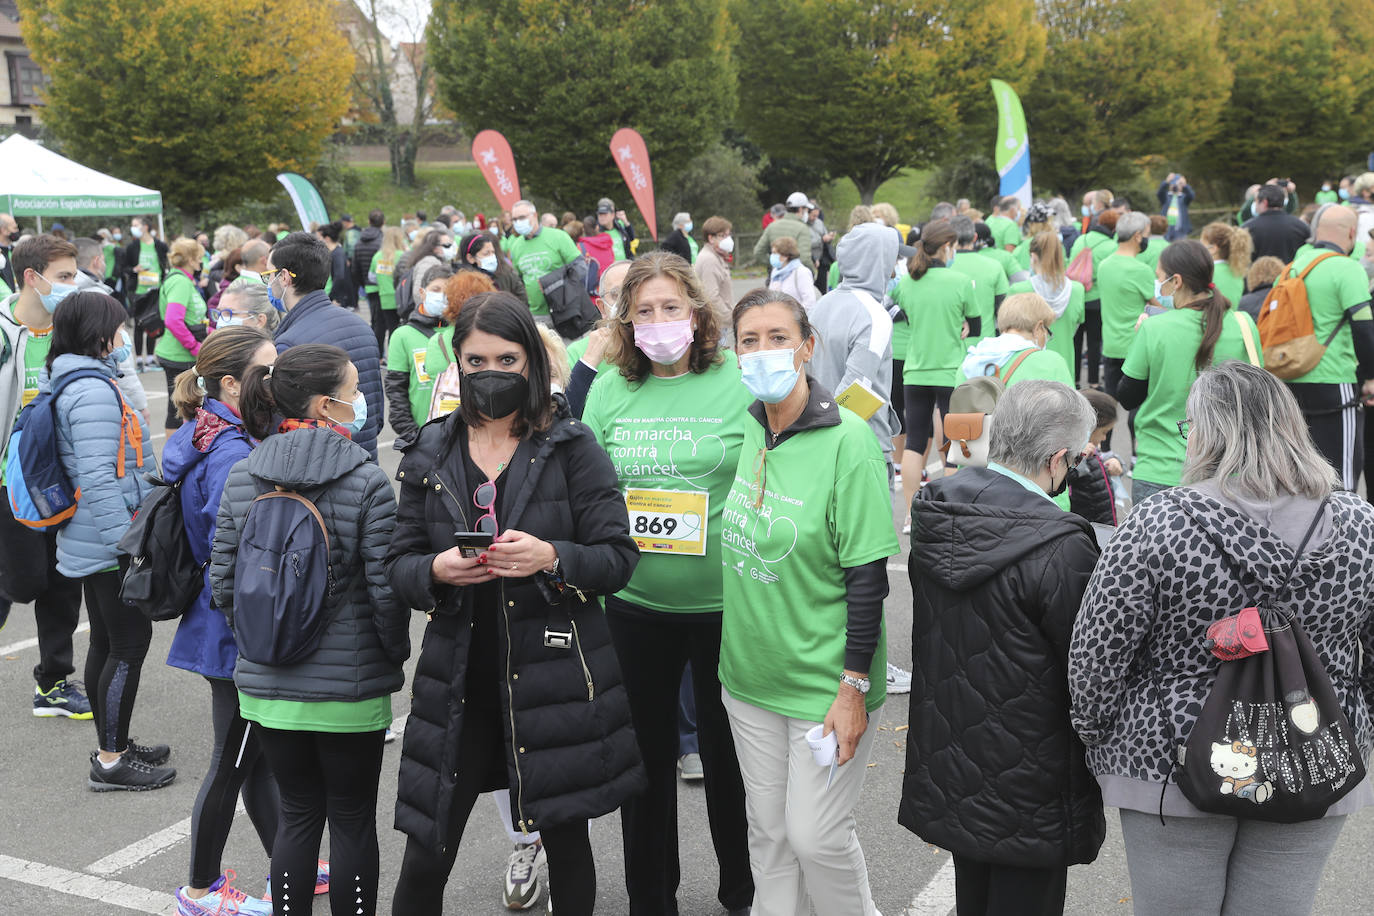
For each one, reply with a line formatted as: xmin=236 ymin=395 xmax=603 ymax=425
xmin=412 ymin=348 xmax=429 ymax=383
xmin=625 ymin=488 xmax=708 ymax=556
xmin=377 ymin=261 xmax=394 ymax=276
xmin=137 ymin=268 xmax=160 ymax=287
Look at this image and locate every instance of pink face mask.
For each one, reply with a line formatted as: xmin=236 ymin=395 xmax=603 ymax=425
xmin=634 ymin=318 xmax=694 ymax=365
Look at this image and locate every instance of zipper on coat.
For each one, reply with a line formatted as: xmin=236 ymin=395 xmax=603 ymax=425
xmin=501 ymin=580 xmax=530 ymax=834
xmin=430 ymin=470 xmax=472 ymax=528
xmin=569 ymin=619 xmax=595 ymax=701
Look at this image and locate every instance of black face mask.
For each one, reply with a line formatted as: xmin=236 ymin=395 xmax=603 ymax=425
xmin=461 ymin=370 xmax=529 ymax=420
xmin=6 ymin=231 xmax=16 ymax=243
xmin=1047 ymin=454 xmax=1072 ymax=498
xmin=1137 ymin=236 xmax=1149 ymax=253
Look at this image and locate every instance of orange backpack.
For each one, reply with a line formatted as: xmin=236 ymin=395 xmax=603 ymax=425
xmin=1256 ymin=251 xmax=1344 ymax=379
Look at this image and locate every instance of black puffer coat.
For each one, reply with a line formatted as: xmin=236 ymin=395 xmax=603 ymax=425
xmin=386 ymin=403 xmax=644 ymax=854
xmin=899 ymin=468 xmax=1106 ymax=868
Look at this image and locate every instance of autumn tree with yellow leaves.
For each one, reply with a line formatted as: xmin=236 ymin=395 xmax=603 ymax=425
xmin=18 ymin=0 xmax=351 ymax=221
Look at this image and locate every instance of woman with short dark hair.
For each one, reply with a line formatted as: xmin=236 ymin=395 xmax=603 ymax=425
xmin=386 ymin=291 xmax=643 ymax=916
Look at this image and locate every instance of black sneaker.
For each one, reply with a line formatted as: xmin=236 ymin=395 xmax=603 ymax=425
xmin=127 ymin=739 xmax=170 ymax=766
xmin=88 ymin=752 xmax=176 ymax=792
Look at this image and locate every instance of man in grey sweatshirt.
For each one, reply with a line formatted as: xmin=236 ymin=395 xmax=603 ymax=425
xmin=807 ymin=221 xmax=900 ymax=480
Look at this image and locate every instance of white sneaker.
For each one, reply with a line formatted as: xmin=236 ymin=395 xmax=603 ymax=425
xmin=504 ymin=841 xmax=545 ymax=910
xmin=886 ymin=662 xmax=912 ymax=695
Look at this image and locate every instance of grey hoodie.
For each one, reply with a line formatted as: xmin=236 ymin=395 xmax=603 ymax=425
xmin=807 ymin=222 xmax=899 ymax=460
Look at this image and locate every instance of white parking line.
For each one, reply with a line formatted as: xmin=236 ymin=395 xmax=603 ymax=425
xmin=0 ymin=621 xmax=89 ymax=657
xmin=0 ymin=854 xmax=176 ymax=915
xmin=86 ymin=818 xmax=192 ymax=877
xmin=887 ymin=562 xmax=906 ymax=572
xmin=905 ymin=855 xmax=956 ymax=916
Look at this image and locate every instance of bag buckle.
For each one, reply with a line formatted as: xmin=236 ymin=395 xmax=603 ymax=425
xmin=1203 ymin=606 xmax=1269 ymax=661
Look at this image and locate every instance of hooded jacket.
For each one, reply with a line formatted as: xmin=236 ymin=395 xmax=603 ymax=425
xmin=385 ymin=403 xmax=644 ymax=852
xmin=209 ymin=427 xmax=409 ymax=701
xmin=899 ymin=468 xmax=1105 ymax=867
xmin=273 ymin=289 xmax=384 ymax=460
xmin=49 ymin=353 xmax=153 ymax=578
xmin=1070 ymin=485 xmax=1374 ymax=817
xmin=807 ymin=222 xmax=899 ymax=461
xmin=163 ymin=399 xmax=254 ymax=680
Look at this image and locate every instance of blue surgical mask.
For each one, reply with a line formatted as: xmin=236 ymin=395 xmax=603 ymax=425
xmin=422 ymin=290 xmax=447 ymax=318
xmin=478 ymin=254 xmax=498 ymax=273
xmin=1340 ymin=188 xmax=1351 ymax=201
xmin=131 ymin=226 xmax=144 ymax=239
xmin=109 ymin=344 xmax=131 ymax=365
xmin=684 ymin=221 xmax=694 ymax=234
xmin=217 ymin=314 xmax=246 ymax=328
xmin=1154 ymin=278 xmax=1174 ymax=310
xmin=112 ymin=232 xmax=122 ymax=242
xmin=769 ymin=252 xmax=782 ymax=270
xmin=266 ymin=275 xmax=286 ymax=312
xmin=330 ymin=391 xmax=368 ymax=434
xmin=739 ymin=346 xmax=801 ymax=404
xmin=37 ymin=273 xmax=77 ymax=313
xmin=1081 ymin=205 xmax=1091 ymax=218
xmin=513 ymin=218 xmax=533 ymax=237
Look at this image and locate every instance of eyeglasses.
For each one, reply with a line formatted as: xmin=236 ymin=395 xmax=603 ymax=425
xmin=474 ymin=480 xmax=498 ymax=535
xmin=750 ymin=448 xmax=767 ymax=510
xmin=1177 ymin=419 xmax=1191 ymax=440
xmin=259 ymin=267 xmax=296 ymax=286
xmin=208 ymin=308 xmax=246 ymax=323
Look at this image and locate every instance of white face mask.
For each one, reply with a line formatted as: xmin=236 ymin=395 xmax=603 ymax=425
xmin=718 ymin=236 xmax=735 ymax=254
xmin=422 ymin=290 xmax=447 ymax=318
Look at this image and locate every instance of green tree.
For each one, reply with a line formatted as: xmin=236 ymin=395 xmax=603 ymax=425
xmin=429 ymin=0 xmax=736 ymax=224
xmin=1188 ymin=0 xmax=1374 ymax=194
xmin=342 ymin=0 xmax=436 ymax=189
xmin=19 ymin=0 xmax=351 ymax=227
xmin=733 ymin=0 xmax=1043 ymax=205
xmin=1026 ymin=0 xmax=1232 ymax=195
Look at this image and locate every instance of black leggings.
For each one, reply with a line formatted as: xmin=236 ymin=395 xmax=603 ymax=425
xmin=188 ymin=677 xmax=279 ymax=888
xmin=904 ymin=384 xmax=953 ymax=447
xmin=1288 ymin=381 xmax=1364 ymax=492
xmin=158 ymin=357 xmax=194 ymax=429
xmin=392 ymin=686 xmax=597 ymax=916
xmin=82 ymin=566 xmax=152 ymax=753
xmin=257 ymin=727 xmax=385 ymax=916
xmin=890 ymin=360 xmax=906 ymax=434
xmin=1074 ymin=305 xmax=1103 ymax=385
xmin=369 ymin=294 xmax=399 ymax=356
xmin=605 ymin=599 xmax=753 ymax=914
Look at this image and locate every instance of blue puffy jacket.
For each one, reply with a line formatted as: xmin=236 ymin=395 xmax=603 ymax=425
xmin=50 ymin=353 xmax=153 ymax=578
xmin=162 ymin=398 xmax=253 ymax=680
xmin=273 ymin=289 xmax=384 ymax=459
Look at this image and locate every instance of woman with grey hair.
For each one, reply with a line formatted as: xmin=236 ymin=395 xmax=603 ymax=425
xmin=210 ymin=276 xmax=280 ymax=333
xmin=1070 ymin=361 xmax=1374 ymax=916
xmin=902 ymin=379 xmax=1104 ymax=916
xmin=659 ymin=211 xmax=695 ymax=263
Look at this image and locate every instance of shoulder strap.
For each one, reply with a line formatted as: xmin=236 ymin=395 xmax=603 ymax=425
xmin=1295 ymin=250 xmax=1343 ymax=282
xmin=997 ymin=348 xmax=1035 ymax=385
xmin=1270 ymin=494 xmax=1332 ymax=600
xmin=256 ymin=488 xmax=332 ymax=558
xmin=1233 ymin=311 xmax=1260 ymax=366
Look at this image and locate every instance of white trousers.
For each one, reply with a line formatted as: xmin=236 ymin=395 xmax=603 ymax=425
xmin=723 ymin=688 xmax=881 ymax=916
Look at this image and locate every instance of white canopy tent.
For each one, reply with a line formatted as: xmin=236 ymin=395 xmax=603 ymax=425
xmin=0 ymin=134 xmax=163 ymax=235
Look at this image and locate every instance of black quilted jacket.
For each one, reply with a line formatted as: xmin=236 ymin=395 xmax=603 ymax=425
xmin=899 ymin=468 xmax=1106 ymax=867
xmin=385 ymin=404 xmax=645 ymax=854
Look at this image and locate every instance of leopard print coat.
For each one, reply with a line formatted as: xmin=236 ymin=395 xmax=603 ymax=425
xmin=1069 ymin=486 xmax=1374 ymax=787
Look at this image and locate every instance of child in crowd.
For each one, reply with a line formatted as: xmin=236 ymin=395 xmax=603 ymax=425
xmin=1070 ymin=387 xmax=1127 ymax=526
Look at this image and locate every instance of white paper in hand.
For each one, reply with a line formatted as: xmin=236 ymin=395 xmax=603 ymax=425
xmin=806 ymin=724 xmax=839 ymax=789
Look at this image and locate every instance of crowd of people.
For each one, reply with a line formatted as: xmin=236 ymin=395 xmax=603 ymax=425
xmin=0 ymin=164 xmax=1373 ymax=916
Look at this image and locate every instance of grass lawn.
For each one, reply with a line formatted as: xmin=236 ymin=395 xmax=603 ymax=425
xmin=337 ymin=163 xmax=503 ymax=222
xmin=819 ymin=169 xmax=934 ymax=228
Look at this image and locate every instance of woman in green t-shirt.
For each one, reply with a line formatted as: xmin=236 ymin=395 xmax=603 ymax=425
xmin=367 ymin=226 xmax=408 ymax=353
xmin=385 ymin=264 xmax=455 ymax=446
xmin=1201 ymin=222 xmax=1253 ymax=308
xmin=893 ymin=219 xmax=979 ymax=521
xmin=1008 ymin=230 xmax=1085 ymax=374
xmin=155 ymin=238 xmax=209 ymax=440
xmin=582 ymin=251 xmax=755 ymax=914
xmin=1117 ymin=240 xmax=1263 ymax=504
xmin=720 ymin=288 xmax=899 ymax=916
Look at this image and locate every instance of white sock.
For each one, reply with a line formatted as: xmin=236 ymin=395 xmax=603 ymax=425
xmin=98 ymin=756 xmax=119 ymax=770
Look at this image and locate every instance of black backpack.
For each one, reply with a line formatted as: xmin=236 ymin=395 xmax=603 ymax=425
xmin=539 ymin=257 xmax=600 ymax=339
xmin=117 ymin=474 xmax=205 ymax=621
xmin=393 ymin=268 xmax=416 ymax=324
xmin=232 ymin=485 xmax=336 ymax=666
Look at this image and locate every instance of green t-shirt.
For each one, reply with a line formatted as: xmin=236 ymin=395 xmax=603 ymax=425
xmin=1285 ymin=246 xmax=1373 ymax=384
xmin=687 ymin=235 xmax=699 ymax=264
xmin=583 ymin=357 xmax=753 ymax=613
xmin=950 ymin=251 xmax=1009 ymax=345
xmin=501 ymin=227 xmax=580 ymax=314
xmin=978 ymin=246 xmax=1020 ymax=282
xmin=895 ymin=266 xmax=977 ymax=386
xmin=565 ymin=335 xmax=614 ymax=377
xmin=21 ymin=327 xmax=51 ymax=409
xmin=135 ymin=241 xmax=161 ymax=294
xmin=1316 ymin=189 xmax=1340 ymax=205
xmin=960 ymin=344 xmax=1073 ymax=386
xmin=102 ymin=242 xmax=116 ymax=280
xmin=827 ymin=261 xmax=840 ymax=292
xmin=1068 ymin=230 xmax=1116 ymax=303
xmin=371 ymin=250 xmax=397 ymax=310
xmin=986 ymin=214 xmax=1021 ymax=251
xmin=239 ymin=692 xmax=392 ymax=733
xmin=1212 ymin=261 xmax=1244 ymax=309
xmin=1123 ymin=307 xmax=1262 ymax=487
xmin=423 ymin=325 xmax=457 ymax=382
xmin=719 ymin=406 xmax=898 ymax=721
xmin=1012 ymin=239 xmax=1031 ymax=272
xmin=1137 ymin=238 xmax=1166 ymax=272
xmin=388 ymin=324 xmax=437 ymax=430
xmin=154 ymin=270 xmax=206 ymax=363
xmin=1008 ymin=278 xmax=1085 ymax=372
xmin=1097 ymin=253 xmax=1156 ymax=359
